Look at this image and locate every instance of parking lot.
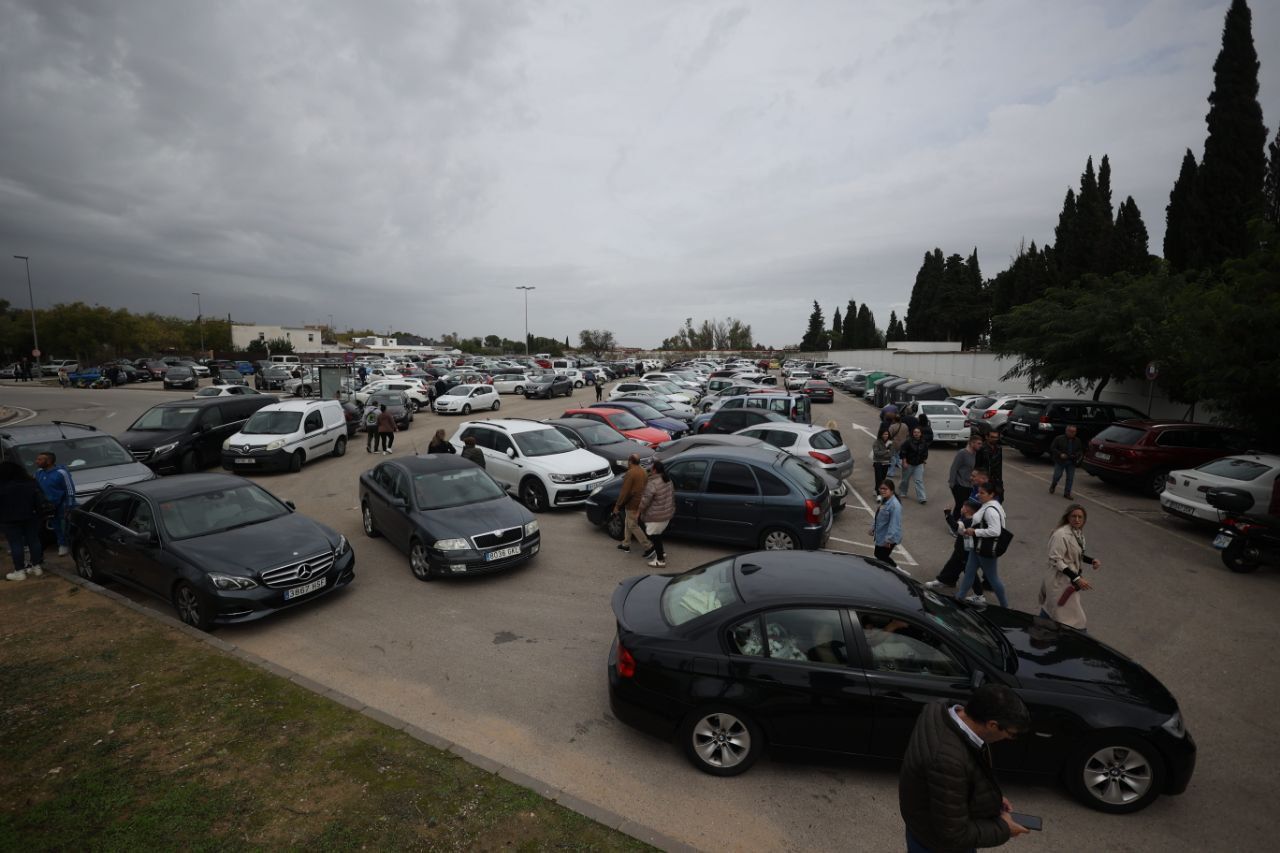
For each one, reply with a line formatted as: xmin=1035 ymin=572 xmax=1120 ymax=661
xmin=4 ymin=379 xmax=1278 ymax=852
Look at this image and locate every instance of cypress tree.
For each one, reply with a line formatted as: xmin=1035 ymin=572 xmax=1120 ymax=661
xmin=831 ymin=307 xmax=842 ymax=341
xmin=1053 ymin=189 xmax=1079 ymax=280
xmin=1165 ymin=150 xmax=1205 ymax=271
xmin=1112 ymin=197 xmax=1152 ymax=275
xmin=856 ymin=304 xmax=881 ymax=348
xmin=885 ymin=311 xmax=905 ymax=343
xmin=800 ymin=300 xmax=826 ymax=351
xmin=1264 ymin=126 xmax=1280 ymax=224
xmin=1198 ymin=0 xmax=1267 ymax=264
xmin=905 ymin=249 xmax=945 ymax=340
xmin=841 ymin=299 xmax=859 ymax=348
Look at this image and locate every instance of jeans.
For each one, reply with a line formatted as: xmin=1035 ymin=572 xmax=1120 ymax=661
xmin=380 ymin=431 xmax=394 ymax=451
xmin=873 ymin=464 xmax=889 ymax=490
xmin=937 ymin=547 xmax=985 ymax=593
xmin=900 ymin=464 xmax=926 ymax=502
xmin=51 ymin=503 xmax=70 ymax=548
xmin=957 ymin=549 xmax=1008 ymax=607
xmin=3 ymin=519 xmax=44 ymax=569
xmin=366 ymin=427 xmax=378 ymax=451
xmin=1052 ymin=460 xmax=1076 ymax=493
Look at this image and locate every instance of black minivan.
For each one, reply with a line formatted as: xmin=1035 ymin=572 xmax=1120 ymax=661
xmin=119 ymin=396 xmax=278 ymax=473
xmin=1002 ymin=398 xmax=1149 ymax=458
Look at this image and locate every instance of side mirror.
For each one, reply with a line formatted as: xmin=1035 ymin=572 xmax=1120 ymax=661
xmin=284 ymin=500 xmax=296 ymax=511
xmin=505 ymin=447 xmax=516 ymax=458
xmin=391 ymin=497 xmax=408 ymax=509
xmin=970 ymin=669 xmax=985 ymax=690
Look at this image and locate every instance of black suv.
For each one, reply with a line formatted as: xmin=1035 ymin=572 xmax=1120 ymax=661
xmin=118 ymin=395 xmax=278 ymax=473
xmin=1002 ymin=398 xmax=1149 ymax=458
xmin=0 ymin=421 xmax=155 ymax=503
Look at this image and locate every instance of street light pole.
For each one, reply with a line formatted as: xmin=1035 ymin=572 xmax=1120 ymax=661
xmin=192 ymin=292 xmax=204 ymax=354
xmin=13 ymin=255 xmax=38 ymax=361
xmin=516 ymin=286 xmax=536 ymax=356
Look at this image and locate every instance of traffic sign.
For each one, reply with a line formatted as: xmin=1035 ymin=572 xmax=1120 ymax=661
xmin=1145 ymin=362 xmax=1159 ymax=381
xmin=31 ymin=348 xmax=40 ymax=358
xmin=343 ymin=352 xmax=354 ymax=363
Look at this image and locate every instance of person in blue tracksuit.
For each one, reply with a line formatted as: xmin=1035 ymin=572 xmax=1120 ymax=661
xmin=35 ymin=452 xmax=76 ymax=557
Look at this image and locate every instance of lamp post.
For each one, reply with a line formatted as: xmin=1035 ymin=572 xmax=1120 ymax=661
xmin=516 ymin=286 xmax=536 ymax=356
xmin=192 ymin=292 xmax=204 ymax=354
xmin=13 ymin=255 xmax=38 ymax=363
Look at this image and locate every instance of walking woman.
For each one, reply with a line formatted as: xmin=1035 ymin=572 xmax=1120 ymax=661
xmin=1 ymin=461 xmax=45 ymax=581
xmin=427 ymin=429 xmax=455 ymax=454
xmin=871 ymin=429 xmax=895 ymax=492
xmin=1038 ymin=504 xmax=1101 ymax=630
xmin=957 ymin=481 xmax=1009 ymax=607
xmin=638 ymin=459 xmax=675 ymax=568
xmin=871 ymin=479 xmax=902 ymax=566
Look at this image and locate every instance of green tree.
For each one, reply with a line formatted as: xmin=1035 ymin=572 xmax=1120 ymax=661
xmin=1264 ymin=125 xmax=1280 ymax=224
xmin=1111 ymin=196 xmax=1153 ymax=275
xmin=265 ymin=337 xmax=294 ymax=354
xmin=885 ymin=311 xmax=906 ymax=343
xmin=799 ymin=300 xmax=826 ymax=351
xmin=578 ymin=329 xmax=617 ymax=358
xmin=1164 ymin=150 xmax=1205 ymax=271
xmin=855 ymin=304 xmax=883 ymax=348
xmin=840 ymin=300 xmax=858 ymax=349
xmin=831 ymin=307 xmax=842 ymax=342
xmin=484 ymin=334 xmax=503 ymax=349
xmin=905 ymin=249 xmax=944 ymax=339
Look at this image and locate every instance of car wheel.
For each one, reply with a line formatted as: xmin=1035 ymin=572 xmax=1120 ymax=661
xmin=680 ymin=707 xmax=762 ymax=777
xmin=1019 ymin=448 xmax=1041 ymax=459
xmin=460 ymin=403 xmax=471 ymax=415
xmin=492 ymin=399 xmax=501 ymax=411
xmin=409 ymin=539 xmax=434 ymax=582
xmin=407 ymin=399 xmax=418 ymax=412
xmin=361 ymin=502 xmax=381 ymax=538
xmin=1066 ymin=733 xmax=1164 ymax=814
xmin=1221 ymin=539 xmax=1260 ymax=573
xmin=605 ymin=511 xmax=624 ymax=541
xmin=760 ymin=527 xmax=798 ymax=550
xmin=299 ymin=385 xmax=311 ymax=397
xmin=332 ymin=436 xmax=346 ymax=458
xmin=514 ymin=386 xmax=524 ymax=395
xmin=574 ymin=380 xmax=583 ymax=388
xmin=289 ymin=451 xmax=304 ymax=473
xmin=74 ymin=542 xmax=98 ymax=581
xmin=179 ymin=450 xmax=199 ymax=474
xmin=520 ymin=478 xmax=548 ymax=513
xmin=173 ymin=581 xmax=213 ymax=631
xmin=1144 ymin=469 xmax=1169 ymax=498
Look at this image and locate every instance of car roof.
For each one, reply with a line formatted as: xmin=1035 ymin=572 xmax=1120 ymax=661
xmin=384 ymin=454 xmax=475 ymax=475
xmin=567 ymin=407 xmax=624 ymax=416
xmin=460 ymin=418 xmax=551 ymax=434
xmin=1109 ymin=419 xmax=1244 ymax=432
xmin=257 ymin=399 xmax=339 ymax=412
xmin=0 ymin=421 xmax=102 ymax=443
xmin=730 ymin=551 xmax=915 ymax=607
xmin=115 ymin=472 xmax=253 ymax=500
xmin=739 ymin=421 xmax=826 ymax=435
xmin=669 ymin=445 xmax=791 ymax=465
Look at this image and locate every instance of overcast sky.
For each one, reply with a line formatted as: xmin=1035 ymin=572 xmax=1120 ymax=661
xmin=2 ymin=0 xmax=1277 ymax=349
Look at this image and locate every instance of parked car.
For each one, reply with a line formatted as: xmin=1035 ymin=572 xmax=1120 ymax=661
xmin=491 ymin=372 xmax=533 ymax=394
xmin=700 ymin=392 xmax=813 ymax=424
xmin=0 ymin=421 xmax=155 ymax=504
xmin=524 ymin=374 xmax=575 ymax=399
xmin=733 ymin=422 xmax=853 ymax=482
xmin=356 ymin=380 xmax=431 ymax=410
xmin=911 ymin=401 xmax=968 ymax=443
xmin=282 ymin=369 xmax=320 ymax=397
xmin=615 ymin=394 xmax=696 ymax=422
xmin=964 ymin=394 xmax=1046 ymax=433
xmin=193 ymin=385 xmax=264 ymax=398
xmin=589 ymin=400 xmax=688 ymax=439
xmin=697 ymin=383 xmax=768 ymax=412
xmin=359 ymin=455 xmax=540 ymax=580
xmin=692 ymin=407 xmax=795 ymax=435
xmin=1160 ymin=453 xmax=1280 ymax=524
xmin=434 ymin=384 xmax=501 ymax=415
xmin=607 ymin=551 xmax=1195 ymax=813
xmin=1083 ymin=421 xmax=1252 ymax=496
xmin=544 ymin=418 xmax=656 ymax=474
xmin=1002 ymin=398 xmax=1150 ymax=458
xmin=69 ymin=473 xmax=354 ymax=629
xmin=213 ymin=368 xmax=248 ymax=387
xmin=220 ymin=399 xmax=349 ymax=473
xmin=255 ymin=365 xmax=294 ymax=391
xmin=119 ymin=396 xmax=278 ymax=473
xmin=800 ymin=379 xmax=834 ymax=403
xmin=365 ymin=391 xmax=414 ymax=430
xmin=586 ymin=445 xmax=833 ymax=551
xmin=162 ymin=365 xmax=198 ymax=390
xmin=562 ymin=407 xmax=670 ymax=447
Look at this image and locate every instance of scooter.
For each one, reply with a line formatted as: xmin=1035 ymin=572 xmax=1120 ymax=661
xmin=1206 ymin=487 xmax=1280 ymax=573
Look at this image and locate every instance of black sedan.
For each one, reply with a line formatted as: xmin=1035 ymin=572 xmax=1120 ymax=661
xmin=585 ymin=445 xmax=832 ymax=551
xmin=359 ymin=455 xmax=540 ymax=580
xmin=367 ymin=391 xmax=413 ymax=430
xmin=213 ymin=369 xmax=248 ymax=386
xmin=524 ymin=374 xmax=574 ymax=399
xmin=608 ymin=551 xmax=1196 ymax=814
xmin=256 ymin=365 xmax=293 ymax=390
xmin=545 ymin=417 xmax=655 ymax=475
xmin=69 ymin=473 xmax=354 ymax=630
xmin=801 ymin=379 xmax=834 ymax=402
xmin=163 ymin=365 xmax=198 ymax=390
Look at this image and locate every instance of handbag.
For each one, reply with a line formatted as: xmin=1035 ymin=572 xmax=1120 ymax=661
xmin=976 ymin=506 xmax=1014 ymax=557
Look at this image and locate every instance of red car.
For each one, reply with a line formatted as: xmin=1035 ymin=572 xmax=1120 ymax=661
xmin=1083 ymin=420 xmax=1252 ymax=496
xmin=562 ymin=407 xmax=670 ymax=448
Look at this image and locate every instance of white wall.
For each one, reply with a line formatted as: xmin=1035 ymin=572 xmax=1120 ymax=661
xmin=231 ymin=324 xmax=320 ymax=350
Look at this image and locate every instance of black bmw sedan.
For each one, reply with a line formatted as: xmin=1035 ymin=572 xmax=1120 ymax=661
xmin=69 ymin=474 xmax=354 ymax=630
xmin=608 ymin=551 xmax=1195 ymax=814
xmin=359 ymin=455 xmax=540 ymax=580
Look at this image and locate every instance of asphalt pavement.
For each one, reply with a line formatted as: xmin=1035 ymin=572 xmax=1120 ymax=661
xmin=3 ymin=379 xmax=1277 ymax=852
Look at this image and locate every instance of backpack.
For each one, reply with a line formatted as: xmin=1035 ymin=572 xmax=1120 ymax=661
xmin=363 ymin=408 xmax=379 ymax=428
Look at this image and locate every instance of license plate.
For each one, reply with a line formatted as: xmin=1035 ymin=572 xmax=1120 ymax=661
xmin=1095 ymin=452 xmax=1111 ymax=461
xmin=486 ymin=545 xmax=521 ymax=561
xmin=1166 ymin=501 xmax=1194 ymax=516
xmin=234 ymin=458 xmax=255 ymax=465
xmin=285 ymin=577 xmax=326 ymax=599
xmin=1011 ymin=423 xmax=1026 ymax=431
xmin=1213 ymin=533 xmax=1232 ymax=549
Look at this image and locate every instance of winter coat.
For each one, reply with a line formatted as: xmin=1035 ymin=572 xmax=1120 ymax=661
xmin=900 ymin=437 xmax=930 ymax=467
xmin=1050 ymin=434 xmax=1084 ymax=465
xmin=638 ymin=475 xmax=675 ymax=523
xmin=0 ymin=479 xmax=43 ymax=524
xmin=427 ymin=439 xmax=455 ymax=454
xmin=1039 ymin=524 xmax=1093 ymax=628
xmin=948 ymin=447 xmax=976 ymax=488
xmin=460 ymin=446 xmax=485 ymax=468
xmin=614 ymin=465 xmax=648 ymax=514
xmin=887 ymin=421 xmax=911 ymax=450
xmin=976 ymin=443 xmax=1003 ymax=484
xmin=871 ymin=440 xmax=895 ymax=466
xmin=899 ymin=701 xmax=1011 ymax=853
xmin=376 ymin=411 xmax=396 ymax=433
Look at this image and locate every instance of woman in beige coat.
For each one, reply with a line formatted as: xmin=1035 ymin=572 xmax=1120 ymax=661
xmin=1038 ymin=504 xmax=1101 ymax=630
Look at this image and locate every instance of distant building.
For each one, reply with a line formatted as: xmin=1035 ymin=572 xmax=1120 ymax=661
xmin=232 ymin=323 xmax=327 ymax=351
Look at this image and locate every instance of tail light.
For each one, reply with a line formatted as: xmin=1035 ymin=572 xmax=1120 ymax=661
xmin=982 ymin=410 xmax=997 ymax=419
xmin=791 ymin=406 xmax=799 ymax=419
xmin=804 ymin=498 xmax=822 ymax=524
xmin=616 ymin=642 xmax=636 ymax=678
xmin=1037 ymin=415 xmax=1053 ymax=431
xmin=809 ymin=451 xmax=834 ymax=464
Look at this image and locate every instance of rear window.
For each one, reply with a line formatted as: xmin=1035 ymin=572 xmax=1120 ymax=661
xmin=1012 ymin=400 xmax=1045 ymax=418
xmin=920 ymin=403 xmax=961 ymax=417
xmin=810 ymin=430 xmax=842 ymax=450
xmin=661 ymin=559 xmax=741 ymax=626
xmin=1094 ymin=425 xmax=1147 ymax=445
xmin=780 ymin=457 xmax=823 ymax=497
xmin=969 ymin=396 xmax=996 ymax=409
xmin=1195 ymin=457 xmax=1274 ymax=482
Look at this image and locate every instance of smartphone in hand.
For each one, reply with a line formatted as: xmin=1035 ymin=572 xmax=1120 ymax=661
xmin=1010 ymin=812 xmax=1043 ymax=831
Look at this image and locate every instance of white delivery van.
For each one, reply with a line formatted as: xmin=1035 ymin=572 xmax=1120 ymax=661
xmin=270 ymin=355 xmax=302 ymax=366
xmin=220 ymin=399 xmax=349 ymax=473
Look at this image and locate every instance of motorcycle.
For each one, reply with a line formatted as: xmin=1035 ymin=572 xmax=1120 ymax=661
xmin=1206 ymin=487 xmax=1280 ymax=573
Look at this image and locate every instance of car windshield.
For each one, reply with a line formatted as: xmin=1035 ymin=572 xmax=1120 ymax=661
xmin=810 ymin=429 xmax=842 ymax=450
xmin=167 ymin=367 xmax=193 ymax=378
xmin=969 ymin=396 xmax=995 ymax=409
xmin=575 ymin=422 xmax=627 ymax=445
xmin=618 ymin=402 xmax=661 ymax=420
xmin=158 ymin=483 xmax=289 ymax=540
xmin=780 ymin=457 xmax=823 ymax=497
xmin=241 ymin=411 xmax=302 ymax=435
xmin=219 ymin=370 xmax=240 ymax=380
xmin=448 ymin=385 xmax=478 ymax=396
xmin=1196 ymin=457 xmax=1273 ymax=481
xmin=413 ymin=467 xmax=506 ymax=509
xmin=12 ymin=436 xmax=135 ymax=473
xmin=369 ymin=393 xmax=404 ymax=406
xmin=194 ymin=387 xmax=223 ymax=397
xmin=513 ymin=428 xmax=577 ymax=457
xmin=608 ymin=412 xmax=647 ymax=430
xmin=662 ymin=558 xmax=741 ymax=626
xmin=130 ymin=406 xmax=199 ymax=431
xmin=919 ymin=588 xmax=1007 ymax=670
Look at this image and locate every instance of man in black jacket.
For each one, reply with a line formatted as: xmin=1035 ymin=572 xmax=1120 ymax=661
xmin=899 ymin=684 xmax=1031 ymax=852
xmin=1048 ymin=425 xmax=1084 ymax=499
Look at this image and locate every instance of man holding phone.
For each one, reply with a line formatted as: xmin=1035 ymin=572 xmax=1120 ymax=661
xmin=899 ymin=683 xmax=1034 ymax=851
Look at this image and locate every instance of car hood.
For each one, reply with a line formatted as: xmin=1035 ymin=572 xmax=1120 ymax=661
xmin=625 ymin=427 xmax=672 ymax=445
xmin=983 ymin=608 xmax=1177 ymax=712
xmin=410 ymin=496 xmax=530 ymax=542
xmin=119 ymin=428 xmax=193 ymax=451
xmin=641 ymin=416 xmax=685 ymax=434
xmin=436 ymin=394 xmax=469 ymax=403
xmin=69 ymin=462 xmax=156 ymax=497
xmin=167 ymin=512 xmax=338 ymax=574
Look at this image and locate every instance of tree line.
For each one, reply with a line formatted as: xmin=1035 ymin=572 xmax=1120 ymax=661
xmin=0 ymin=301 xmax=232 ymax=366
xmin=799 ymin=299 xmax=895 ymax=351
xmin=660 ymin=317 xmax=755 ymax=351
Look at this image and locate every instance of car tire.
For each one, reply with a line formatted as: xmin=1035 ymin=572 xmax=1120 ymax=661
xmin=680 ymin=707 xmax=762 ymax=777
xmin=1065 ymin=732 xmax=1165 ymax=814
xmin=289 ymin=451 xmax=304 ymax=473
xmin=514 ymin=386 xmax=524 ymax=395
xmin=409 ymin=539 xmax=434 ymax=582
xmin=173 ymin=581 xmax=214 ymax=632
xmin=462 ymin=403 xmax=471 ymax=415
xmin=179 ymin=450 xmax=199 ymax=474
xmin=332 ymin=436 xmax=346 ymax=458
xmin=574 ymin=380 xmax=583 ymax=388
xmin=74 ymin=542 xmax=98 ymax=582
xmin=299 ymin=385 xmax=311 ymax=397
xmin=524 ymin=394 xmax=532 ymax=400
xmin=1221 ymin=539 xmax=1260 ymax=573
xmin=407 ymin=400 xmax=418 ymax=412
xmin=605 ymin=511 xmax=624 ymax=541
xmin=520 ymin=478 xmax=548 ymax=513
xmin=1144 ymin=469 xmax=1169 ymax=498
xmin=361 ymin=502 xmax=381 ymax=538
xmin=492 ymin=400 xmax=501 ymax=411
xmin=760 ymin=527 xmax=798 ymax=550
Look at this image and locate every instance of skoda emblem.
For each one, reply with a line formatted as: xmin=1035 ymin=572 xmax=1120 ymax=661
xmin=296 ymin=563 xmax=312 ymax=579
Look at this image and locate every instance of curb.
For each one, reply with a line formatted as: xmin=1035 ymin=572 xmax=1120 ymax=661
xmin=48 ymin=566 xmax=698 ymax=853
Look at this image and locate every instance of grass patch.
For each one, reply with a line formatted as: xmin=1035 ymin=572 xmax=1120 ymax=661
xmin=0 ymin=576 xmax=651 ymax=852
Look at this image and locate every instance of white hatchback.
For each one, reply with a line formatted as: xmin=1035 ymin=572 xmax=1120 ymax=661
xmin=1159 ymin=454 xmax=1280 ymax=524
xmin=434 ymin=384 xmax=501 ymax=415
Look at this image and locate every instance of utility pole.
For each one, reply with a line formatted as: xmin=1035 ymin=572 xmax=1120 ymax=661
xmin=516 ymin=286 xmax=536 ymax=356
xmin=13 ymin=255 xmax=38 ymax=362
xmin=192 ymin=292 xmax=204 ymax=354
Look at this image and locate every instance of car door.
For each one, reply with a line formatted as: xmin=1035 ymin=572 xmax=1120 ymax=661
xmin=484 ymin=430 xmax=522 ymax=487
xmin=79 ymin=491 xmax=144 ymax=581
xmin=115 ymin=497 xmax=173 ymax=597
xmin=698 ymin=461 xmax=763 ymax=544
xmin=195 ymin=405 xmax=231 ymax=466
xmin=724 ymin=609 xmax=873 ymax=755
xmin=707 ymin=410 xmax=746 ymax=435
xmin=375 ymin=466 xmax=414 ymax=550
xmin=664 ymin=458 xmax=709 ymax=536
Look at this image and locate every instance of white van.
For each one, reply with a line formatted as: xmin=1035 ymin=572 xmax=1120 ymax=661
xmin=270 ymin=354 xmax=301 ymax=366
xmin=220 ymin=399 xmax=348 ymax=473
xmin=551 ymin=358 xmax=577 ymax=370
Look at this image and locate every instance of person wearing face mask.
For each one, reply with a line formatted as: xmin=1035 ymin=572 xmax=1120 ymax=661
xmin=1039 ymin=504 xmax=1101 ymax=630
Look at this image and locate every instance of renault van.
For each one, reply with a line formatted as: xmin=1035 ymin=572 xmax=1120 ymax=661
xmin=220 ymin=399 xmax=348 ymax=473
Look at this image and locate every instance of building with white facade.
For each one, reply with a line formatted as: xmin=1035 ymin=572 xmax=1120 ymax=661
xmin=231 ymin=324 xmax=327 ymax=351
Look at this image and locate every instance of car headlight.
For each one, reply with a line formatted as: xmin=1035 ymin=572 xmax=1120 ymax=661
xmin=222 ymin=438 xmax=232 ymax=450
xmin=613 ymin=459 xmax=628 ymax=470
xmin=266 ymin=438 xmax=287 ymax=451
xmin=589 ymin=485 xmax=604 ymax=497
xmin=523 ymin=520 xmax=539 ymax=537
xmin=548 ymin=473 xmax=572 ymax=484
xmin=1161 ymin=710 xmax=1186 ymax=738
xmin=208 ymin=573 xmax=259 ymax=591
xmin=153 ymin=442 xmax=179 ymax=456
xmin=334 ymin=534 xmax=349 ymax=557
xmin=434 ymin=538 xmax=469 ymax=551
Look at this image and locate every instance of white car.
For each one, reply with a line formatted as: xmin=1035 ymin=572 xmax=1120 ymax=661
xmin=784 ymin=371 xmax=812 ymax=390
xmin=912 ymin=401 xmax=969 ymax=443
xmin=1159 ymin=453 xmax=1280 ymax=524
xmin=610 ymin=381 xmax=690 ymax=406
xmin=434 ymin=384 xmax=501 ymax=415
xmin=734 ymin=421 xmax=855 ymax=482
xmin=193 ymin=385 xmax=264 ymax=398
xmin=366 ymin=367 xmax=403 ymax=381
xmin=560 ymin=368 xmax=588 ymax=388
xmin=451 ymin=419 xmax=612 ymax=512
xmin=356 ymin=380 xmax=431 ymax=409
xmin=965 ymin=394 xmax=1044 ymax=432
xmin=221 ymin=399 xmax=348 ymax=473
xmin=490 ymin=372 xmax=534 ymax=394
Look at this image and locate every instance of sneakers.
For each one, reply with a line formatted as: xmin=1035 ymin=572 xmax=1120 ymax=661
xmin=647 ymin=557 xmax=666 ymax=568
xmin=616 ymin=544 xmax=630 ymax=553
xmin=5 ymin=568 xmax=26 ymax=581
xmin=1063 ymin=491 xmax=1073 ymax=499
xmin=923 ymin=580 xmax=947 ymax=590
xmin=642 ymin=546 xmax=656 ymax=560
xmin=26 ymin=564 xmax=44 ymax=577
xmin=57 ymin=545 xmax=69 ymax=557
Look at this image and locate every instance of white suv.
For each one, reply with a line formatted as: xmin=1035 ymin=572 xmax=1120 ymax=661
xmin=356 ymin=379 xmax=431 ymax=410
xmin=450 ymin=419 xmax=612 ymax=512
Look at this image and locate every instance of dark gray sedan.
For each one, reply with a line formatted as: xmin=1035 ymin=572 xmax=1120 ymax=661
xmin=545 ymin=417 xmax=655 ymax=475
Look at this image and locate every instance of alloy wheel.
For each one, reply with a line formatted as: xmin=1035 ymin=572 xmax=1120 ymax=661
xmin=75 ymin=544 xmax=95 ymax=580
xmin=409 ymin=541 xmax=432 ymax=581
xmin=691 ymin=713 xmax=751 ymax=769
xmin=1081 ymin=745 xmax=1154 ymax=807
xmin=175 ymin=585 xmax=205 ymax=628
xmin=762 ymin=529 xmax=796 ymax=550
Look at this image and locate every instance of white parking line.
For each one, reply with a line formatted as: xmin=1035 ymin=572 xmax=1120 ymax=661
xmin=2 ymin=406 xmax=38 ymax=426
xmin=841 ymin=480 xmax=919 ymax=566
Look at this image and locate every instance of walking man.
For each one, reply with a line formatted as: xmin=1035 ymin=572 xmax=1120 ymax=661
xmin=899 ymin=683 xmax=1031 ymax=852
xmin=375 ymin=404 xmax=397 ymax=454
xmin=1049 ymin=425 xmax=1084 ymax=499
xmin=898 ymin=427 xmax=930 ymax=504
xmin=460 ymin=435 xmax=485 ymax=468
xmin=363 ymin=401 xmax=380 ymax=452
xmin=948 ymin=434 xmax=983 ymax=522
xmin=594 ymin=379 xmax=603 ymax=402
xmin=35 ymin=451 xmax=76 ymax=557
xmin=612 ymin=454 xmax=652 ymax=555
xmin=976 ymin=429 xmax=1004 ymax=493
